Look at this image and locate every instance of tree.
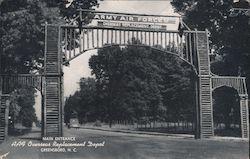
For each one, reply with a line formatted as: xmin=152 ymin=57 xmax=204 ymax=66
xmin=64 ymin=77 xmax=98 ymax=124
xmin=0 ymin=0 xmax=100 ymax=73
xmin=65 ymin=39 xmax=196 ymax=128
xmin=0 ymin=0 xmax=100 ymax=129
xmin=89 ymin=39 xmax=196 ymax=127
xmin=89 ymin=45 xmax=132 ymax=127
xmin=147 ymin=46 xmax=196 ymax=123
xmin=213 ymin=86 xmax=240 ymax=130
xmin=8 ymin=88 xmax=37 ymax=128
xmin=77 ymin=77 xmax=98 ymax=123
xmin=64 ymin=94 xmax=80 ymax=124
xmin=0 ymin=0 xmax=62 ymax=73
xmin=8 ymin=91 xmax=21 ymax=129
xmin=171 ymin=0 xmax=250 ymax=90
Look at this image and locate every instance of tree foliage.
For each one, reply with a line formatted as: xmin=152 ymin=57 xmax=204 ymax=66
xmin=9 ymin=88 xmax=37 ymax=128
xmin=212 ymin=86 xmax=240 ymax=129
xmin=65 ymin=41 xmax=196 ymax=127
xmin=64 ymin=77 xmax=97 ymax=124
xmin=171 ymin=0 xmax=250 ymax=89
xmin=0 ymin=0 xmax=100 ymax=128
xmin=0 ymin=0 xmax=99 ymax=73
xmin=0 ymin=0 xmax=60 ymax=73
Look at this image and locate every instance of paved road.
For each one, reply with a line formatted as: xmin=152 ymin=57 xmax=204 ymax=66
xmin=0 ymin=128 xmax=248 ymax=159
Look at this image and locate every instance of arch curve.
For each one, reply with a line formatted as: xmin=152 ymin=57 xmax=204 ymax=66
xmin=211 ymin=76 xmax=248 ymax=97
xmin=63 ymin=43 xmax=198 ymax=75
xmin=61 ymin=26 xmax=198 ymax=74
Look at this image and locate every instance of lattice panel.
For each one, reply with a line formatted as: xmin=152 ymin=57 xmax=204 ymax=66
xmin=61 ymin=26 xmax=198 ymax=68
xmin=0 ymin=75 xmax=42 ymax=94
xmin=211 ymin=76 xmax=248 ymax=96
xmin=44 ymin=25 xmax=63 ymax=137
xmin=196 ymin=31 xmax=214 ymax=138
xmin=44 ymin=77 xmax=61 ymax=136
xmin=240 ymin=99 xmax=249 ymax=138
xmin=0 ymin=96 xmax=9 ymax=142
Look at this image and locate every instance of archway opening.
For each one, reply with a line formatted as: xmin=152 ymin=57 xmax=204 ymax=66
xmin=64 ymin=44 xmax=198 ymax=136
xmin=212 ymin=86 xmax=241 ymax=137
xmin=7 ymin=87 xmax=41 ymax=138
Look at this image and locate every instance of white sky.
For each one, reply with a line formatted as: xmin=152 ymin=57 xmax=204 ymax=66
xmin=97 ymin=0 xmax=177 ymax=15
xmin=64 ymin=0 xmax=179 ymax=96
xmin=35 ymin=0 xmax=179 ymax=120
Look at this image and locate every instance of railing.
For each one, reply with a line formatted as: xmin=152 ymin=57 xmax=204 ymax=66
xmin=211 ymin=76 xmax=248 ymax=96
xmin=60 ymin=26 xmax=198 ymax=68
xmin=0 ymin=74 xmax=43 ymax=94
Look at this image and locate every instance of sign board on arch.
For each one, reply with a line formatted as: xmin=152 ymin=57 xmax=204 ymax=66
xmin=80 ymin=10 xmax=179 ymax=31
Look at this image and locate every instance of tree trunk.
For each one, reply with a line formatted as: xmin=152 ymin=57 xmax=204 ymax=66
xmin=109 ymin=120 xmax=112 ymax=128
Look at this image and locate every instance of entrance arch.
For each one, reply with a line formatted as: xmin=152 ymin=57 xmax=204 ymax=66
xmin=0 ymin=10 xmax=248 ymax=140
xmin=0 ymin=74 xmax=43 ymax=141
xmin=44 ymin=20 xmax=214 ymax=138
xmin=211 ymin=76 xmax=249 ymax=138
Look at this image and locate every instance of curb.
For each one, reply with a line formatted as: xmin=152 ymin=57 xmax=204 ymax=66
xmin=78 ymin=127 xmax=194 ymax=139
xmin=78 ymin=127 xmax=249 ymax=142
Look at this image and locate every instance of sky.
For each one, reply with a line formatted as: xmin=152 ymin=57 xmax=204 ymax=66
xmin=36 ymin=0 xmax=179 ymax=120
xmin=64 ymin=0 xmax=179 ymax=96
xmin=97 ymin=0 xmax=177 ymax=15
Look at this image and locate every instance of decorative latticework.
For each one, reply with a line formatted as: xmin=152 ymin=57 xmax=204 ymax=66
xmin=0 ymin=74 xmax=43 ymax=94
xmin=44 ymin=25 xmax=63 ymax=137
xmin=0 ymin=95 xmax=10 ymax=142
xmin=0 ymin=10 xmax=248 ymax=141
xmin=195 ymin=31 xmax=214 ymax=138
xmin=0 ymin=74 xmax=42 ymax=142
xmin=61 ymin=26 xmax=199 ymax=70
xmin=211 ymin=76 xmax=248 ymax=96
xmin=211 ymin=75 xmax=249 ymax=138
xmin=240 ymin=98 xmax=249 ymax=138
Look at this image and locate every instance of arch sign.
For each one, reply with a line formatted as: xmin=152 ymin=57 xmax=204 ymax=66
xmin=0 ymin=10 xmax=248 ymax=141
xmin=83 ymin=10 xmax=179 ymax=31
